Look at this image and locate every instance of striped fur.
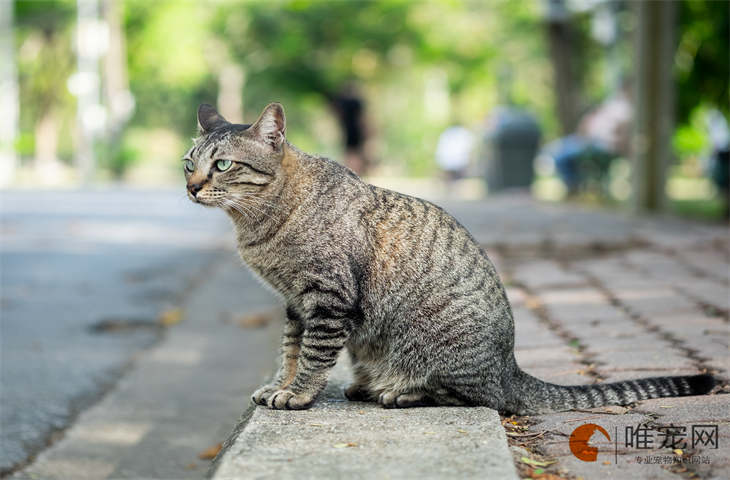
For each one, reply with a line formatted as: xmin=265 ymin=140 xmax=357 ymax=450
xmin=186 ymin=103 xmax=716 ymax=413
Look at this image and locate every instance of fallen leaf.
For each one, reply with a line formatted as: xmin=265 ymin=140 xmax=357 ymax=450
xmin=526 ymin=298 xmax=541 ymax=309
xmin=159 ymin=308 xmax=183 ymax=327
xmin=309 ymin=423 xmax=324 ymax=427
xmin=521 ymin=457 xmax=556 ymax=467
xmin=358 ymin=410 xmax=365 ymax=414
xmin=185 ymin=463 xmax=197 ymax=470
xmin=602 ymin=461 xmax=611 ymax=465
xmin=333 ymin=442 xmax=357 ymax=448
xmin=237 ymin=311 xmax=274 ymax=329
xmin=674 ymin=449 xmax=683 ymax=456
xmin=457 ymin=429 xmax=468 ymax=434
xmin=198 ymin=443 xmax=222 ymax=460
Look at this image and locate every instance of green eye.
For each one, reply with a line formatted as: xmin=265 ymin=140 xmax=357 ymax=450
xmin=184 ymin=160 xmax=195 ymax=172
xmin=215 ymin=159 xmax=232 ymax=171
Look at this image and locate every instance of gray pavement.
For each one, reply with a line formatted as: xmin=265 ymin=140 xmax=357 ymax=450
xmin=212 ymin=356 xmax=518 ymax=480
xmin=500 ymin=215 xmax=729 ymax=479
xmin=12 ymin=255 xmax=282 ymax=480
xmin=0 ymin=189 xmax=232 ymax=474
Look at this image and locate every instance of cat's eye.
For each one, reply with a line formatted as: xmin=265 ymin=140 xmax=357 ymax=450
xmin=184 ymin=160 xmax=195 ymax=172
xmin=215 ymin=159 xmax=232 ymax=171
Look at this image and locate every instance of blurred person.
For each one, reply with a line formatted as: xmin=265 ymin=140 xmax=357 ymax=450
xmin=580 ymin=81 xmax=632 ymax=157
xmin=550 ymin=82 xmax=633 ymax=195
xmin=435 ymin=123 xmax=474 ymax=192
xmin=329 ymin=82 xmax=371 ymax=176
xmin=549 ymin=135 xmax=614 ymax=195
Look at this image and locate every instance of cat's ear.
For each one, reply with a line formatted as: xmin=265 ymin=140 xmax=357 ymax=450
xmin=251 ymin=102 xmax=286 ymax=150
xmin=197 ymin=104 xmax=229 ymax=134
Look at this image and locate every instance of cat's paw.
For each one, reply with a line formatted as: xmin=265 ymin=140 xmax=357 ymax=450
xmin=252 ymin=384 xmax=279 ymax=406
xmin=267 ymin=389 xmax=315 ymax=410
xmin=344 ymin=383 xmax=373 ymax=402
xmin=377 ymin=391 xmax=432 ymax=408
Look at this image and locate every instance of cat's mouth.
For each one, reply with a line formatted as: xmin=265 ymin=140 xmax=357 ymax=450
xmin=188 ymin=192 xmax=216 ymax=207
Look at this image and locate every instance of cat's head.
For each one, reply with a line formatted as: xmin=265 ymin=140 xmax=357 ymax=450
xmin=183 ymin=103 xmax=287 ymax=215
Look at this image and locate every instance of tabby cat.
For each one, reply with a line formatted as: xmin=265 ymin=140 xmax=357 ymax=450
xmin=184 ymin=102 xmax=715 ymax=414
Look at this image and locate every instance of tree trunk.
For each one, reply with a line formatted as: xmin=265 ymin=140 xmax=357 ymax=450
xmin=545 ymin=0 xmax=580 ymax=135
xmin=631 ymin=0 xmax=676 ymax=212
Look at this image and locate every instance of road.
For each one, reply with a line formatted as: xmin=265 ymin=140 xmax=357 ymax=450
xmin=0 ymin=189 xmax=243 ymax=475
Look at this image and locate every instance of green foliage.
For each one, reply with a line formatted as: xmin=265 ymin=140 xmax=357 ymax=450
xmin=14 ymin=0 xmax=729 ymax=190
xmin=673 ymin=112 xmax=709 ymax=160
xmin=676 ymin=0 xmax=729 ymax=124
xmin=15 ymin=0 xmax=76 ymax=161
xmin=123 ymin=0 xmax=217 ymax=135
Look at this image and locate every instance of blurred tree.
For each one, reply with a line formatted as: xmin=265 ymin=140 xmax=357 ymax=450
xmin=15 ymin=0 xmax=76 ymax=175
xmin=676 ymin=0 xmax=729 ymax=123
xmin=211 ymin=0 xmax=552 ymax=174
xmin=0 ymin=1 xmax=19 ymax=186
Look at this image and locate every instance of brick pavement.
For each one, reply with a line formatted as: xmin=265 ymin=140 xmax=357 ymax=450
xmin=491 ymin=231 xmax=729 ymax=479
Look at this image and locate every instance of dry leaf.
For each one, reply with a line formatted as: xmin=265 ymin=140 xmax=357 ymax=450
xmin=198 ymin=443 xmax=222 ymax=460
xmin=159 ymin=308 xmax=183 ymax=327
xmin=185 ymin=463 xmax=197 ymax=470
xmin=457 ymin=429 xmax=468 ymax=434
xmin=237 ymin=311 xmax=274 ymax=329
xmin=333 ymin=442 xmax=358 ymax=448
xmin=521 ymin=457 xmax=556 ymax=467
xmin=602 ymin=461 xmax=611 ymax=465
xmin=674 ymin=449 xmax=683 ymax=456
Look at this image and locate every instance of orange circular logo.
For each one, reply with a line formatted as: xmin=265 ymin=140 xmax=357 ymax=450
xmin=569 ymin=423 xmax=611 ymax=462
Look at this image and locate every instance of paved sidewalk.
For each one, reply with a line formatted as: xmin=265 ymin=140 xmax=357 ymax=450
xmin=473 ymin=198 xmax=730 ymax=480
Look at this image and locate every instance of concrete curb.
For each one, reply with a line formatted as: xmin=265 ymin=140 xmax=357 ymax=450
xmin=211 ymin=357 xmax=518 ymax=479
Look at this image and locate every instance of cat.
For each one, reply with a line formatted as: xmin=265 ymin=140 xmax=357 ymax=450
xmin=184 ymin=102 xmax=716 ymax=414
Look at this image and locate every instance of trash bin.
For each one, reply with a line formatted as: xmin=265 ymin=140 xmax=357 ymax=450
xmin=484 ymin=108 xmax=541 ymax=192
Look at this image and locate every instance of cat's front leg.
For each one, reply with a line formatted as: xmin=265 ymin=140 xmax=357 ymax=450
xmin=252 ymin=310 xmax=303 ymax=405
xmin=267 ymin=311 xmax=350 ymax=410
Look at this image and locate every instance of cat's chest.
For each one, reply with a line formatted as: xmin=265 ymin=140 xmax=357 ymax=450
xmin=236 ymin=243 xmax=298 ymax=298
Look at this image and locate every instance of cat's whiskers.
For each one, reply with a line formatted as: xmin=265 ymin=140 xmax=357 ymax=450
xmin=224 ymin=196 xmax=259 ymax=215
xmin=240 ymin=195 xmax=280 ymax=210
xmin=219 ymin=198 xmax=248 ymax=219
xmin=230 ymin=196 xmax=271 ymax=218
xmin=224 ymin=197 xmax=262 ymax=220
xmin=236 ymin=195 xmax=281 ymax=217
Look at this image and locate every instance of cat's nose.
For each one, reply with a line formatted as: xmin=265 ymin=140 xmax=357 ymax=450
xmin=187 ymin=182 xmax=204 ymax=196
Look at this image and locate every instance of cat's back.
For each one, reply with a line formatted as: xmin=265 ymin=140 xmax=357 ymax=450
xmin=359 ymin=185 xmax=499 ymax=304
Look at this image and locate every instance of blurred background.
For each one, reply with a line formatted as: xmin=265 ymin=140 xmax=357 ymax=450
xmin=1 ymin=0 xmax=728 ymax=219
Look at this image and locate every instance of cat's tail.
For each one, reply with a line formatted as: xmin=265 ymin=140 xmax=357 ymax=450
xmin=507 ymin=369 xmax=716 ymax=415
